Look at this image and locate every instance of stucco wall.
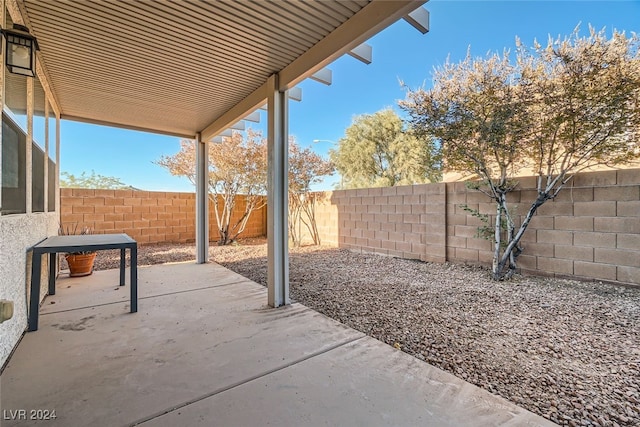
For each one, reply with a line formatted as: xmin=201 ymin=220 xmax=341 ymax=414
xmin=0 ymin=212 xmax=58 ymax=369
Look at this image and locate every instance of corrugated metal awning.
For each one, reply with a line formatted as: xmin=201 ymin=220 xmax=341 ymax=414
xmin=15 ymin=0 xmax=425 ymax=138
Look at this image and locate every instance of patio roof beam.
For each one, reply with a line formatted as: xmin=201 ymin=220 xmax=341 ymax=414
xmin=200 ymin=82 xmax=267 ymax=142
xmin=61 ymin=115 xmax=196 ymax=139
xmin=199 ymin=0 xmax=425 ymax=141
xmin=277 ymin=0 xmax=424 ymax=91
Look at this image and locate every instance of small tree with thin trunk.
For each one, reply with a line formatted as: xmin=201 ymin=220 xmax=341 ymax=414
xmin=401 ymin=27 xmax=640 ymax=280
xmin=156 ymin=130 xmax=267 ymax=245
xmin=288 ymin=139 xmax=334 ymax=246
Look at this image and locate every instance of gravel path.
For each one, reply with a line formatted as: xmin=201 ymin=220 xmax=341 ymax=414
xmin=90 ymin=239 xmax=640 ymax=427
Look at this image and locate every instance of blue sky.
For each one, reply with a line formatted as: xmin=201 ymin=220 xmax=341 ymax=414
xmin=59 ymin=0 xmax=640 ymax=192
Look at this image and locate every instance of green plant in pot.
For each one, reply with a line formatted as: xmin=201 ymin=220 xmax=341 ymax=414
xmin=58 ymin=224 xmax=97 ymax=277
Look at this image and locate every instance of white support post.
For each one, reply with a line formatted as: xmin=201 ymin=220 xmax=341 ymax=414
xmin=266 ymin=74 xmax=290 ymax=307
xmin=44 ymin=100 xmax=49 ymax=212
xmin=0 ymin=1 xmax=4 ymax=209
xmin=55 ymin=114 xmax=60 ymax=216
xmin=195 ymin=132 xmax=209 ymax=264
xmin=26 ymin=77 xmax=33 ymax=213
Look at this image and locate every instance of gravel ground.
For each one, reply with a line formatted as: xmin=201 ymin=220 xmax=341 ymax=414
xmin=89 ymin=239 xmax=640 ymax=427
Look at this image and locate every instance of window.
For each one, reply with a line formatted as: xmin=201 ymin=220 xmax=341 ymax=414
xmin=1 ymin=9 xmax=56 ymax=215
xmin=1 ymin=113 xmax=27 ymax=214
xmin=32 ymin=143 xmax=45 ymax=212
xmin=48 ymin=157 xmax=56 ymax=212
xmin=47 ymin=100 xmax=56 ymax=212
xmin=32 ymin=79 xmax=46 ymax=212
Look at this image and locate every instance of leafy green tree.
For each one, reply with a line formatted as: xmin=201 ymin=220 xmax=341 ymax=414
xmin=401 ymin=27 xmax=640 ymax=280
xmin=156 ymin=130 xmax=267 ymax=245
xmin=329 ymin=108 xmax=441 ymax=188
xmin=60 ymin=170 xmax=130 ymax=189
xmin=288 ymin=138 xmax=334 ymax=246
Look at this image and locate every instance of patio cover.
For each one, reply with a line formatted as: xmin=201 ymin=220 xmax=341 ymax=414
xmin=10 ymin=0 xmax=427 ymax=306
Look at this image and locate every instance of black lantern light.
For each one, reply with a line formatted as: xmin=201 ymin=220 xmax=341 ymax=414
xmin=2 ymin=24 xmax=39 ymax=77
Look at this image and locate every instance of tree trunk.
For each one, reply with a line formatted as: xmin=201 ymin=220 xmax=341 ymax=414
xmin=492 ymin=194 xmax=547 ymax=280
xmin=491 ymin=201 xmax=502 ymax=279
xmin=301 ymin=196 xmax=321 ymax=245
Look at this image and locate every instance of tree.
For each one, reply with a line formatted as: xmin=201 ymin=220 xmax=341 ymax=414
xmin=156 ymin=130 xmax=267 ymax=245
xmin=401 ymin=27 xmax=640 ymax=280
xmin=288 ymin=139 xmax=334 ymax=246
xmin=329 ymin=108 xmax=441 ymax=188
xmin=60 ymin=170 xmax=130 ymax=189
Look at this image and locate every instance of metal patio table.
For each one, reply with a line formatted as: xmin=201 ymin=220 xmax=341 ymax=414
xmin=29 ymin=233 xmax=137 ymax=331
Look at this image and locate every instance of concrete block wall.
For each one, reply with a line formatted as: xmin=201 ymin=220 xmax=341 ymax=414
xmin=421 ymin=183 xmax=448 ymax=263
xmin=445 ymin=181 xmax=511 ymax=266
xmin=316 ymin=169 xmax=640 ymax=287
xmin=329 ymin=185 xmax=446 ymax=262
xmin=60 ymin=189 xmax=265 ymax=244
xmin=513 ymin=170 xmax=640 ymax=285
xmin=59 ymin=168 xmax=640 ymax=287
xmin=304 ymin=191 xmax=339 ymax=246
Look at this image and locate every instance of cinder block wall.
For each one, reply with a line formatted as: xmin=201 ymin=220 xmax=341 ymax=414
xmin=316 ymin=169 xmax=640 ymax=287
xmin=303 ymin=191 xmax=339 ymax=246
xmin=329 ymin=184 xmax=446 ymax=262
xmin=515 ymin=169 xmax=639 ymax=284
xmin=60 ymin=189 xmax=266 ymax=244
xmin=60 ymin=168 xmax=640 ymax=286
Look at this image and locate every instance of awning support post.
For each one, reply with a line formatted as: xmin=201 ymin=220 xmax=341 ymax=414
xmin=196 ymin=132 xmax=209 ymax=264
xmin=266 ymin=74 xmax=290 ymax=307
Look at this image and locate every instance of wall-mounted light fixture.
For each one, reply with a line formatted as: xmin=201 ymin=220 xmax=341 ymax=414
xmin=2 ymin=24 xmax=39 ymax=77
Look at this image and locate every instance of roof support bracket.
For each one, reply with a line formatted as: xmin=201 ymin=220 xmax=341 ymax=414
xmin=404 ymin=6 xmax=430 ymax=34
xmin=309 ymin=68 xmax=333 ymax=86
xmin=348 ymin=43 xmax=372 ymax=64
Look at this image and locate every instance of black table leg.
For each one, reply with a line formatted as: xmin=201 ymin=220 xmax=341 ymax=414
xmin=28 ymin=251 xmax=42 ymax=332
xmin=130 ymin=244 xmax=138 ymax=313
xmin=48 ymin=253 xmax=56 ymax=295
xmin=119 ymin=247 xmax=125 ymax=286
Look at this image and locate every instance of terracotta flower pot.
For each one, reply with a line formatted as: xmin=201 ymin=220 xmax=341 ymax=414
xmin=65 ymin=253 xmax=97 ymax=277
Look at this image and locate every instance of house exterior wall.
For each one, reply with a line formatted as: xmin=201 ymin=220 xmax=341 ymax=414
xmin=60 ymin=189 xmax=266 ymax=244
xmin=0 ymin=4 xmax=62 ymax=370
xmin=0 ymin=212 xmax=58 ymax=368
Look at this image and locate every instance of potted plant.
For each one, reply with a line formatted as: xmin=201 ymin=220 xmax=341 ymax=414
xmin=58 ymin=224 xmax=97 ymax=277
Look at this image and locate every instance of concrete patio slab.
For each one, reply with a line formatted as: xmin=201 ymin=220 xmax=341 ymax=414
xmin=146 ymin=336 xmax=551 ymax=427
xmin=1 ymin=262 xmax=555 ymax=427
xmin=39 ymin=261 xmax=249 ymax=314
